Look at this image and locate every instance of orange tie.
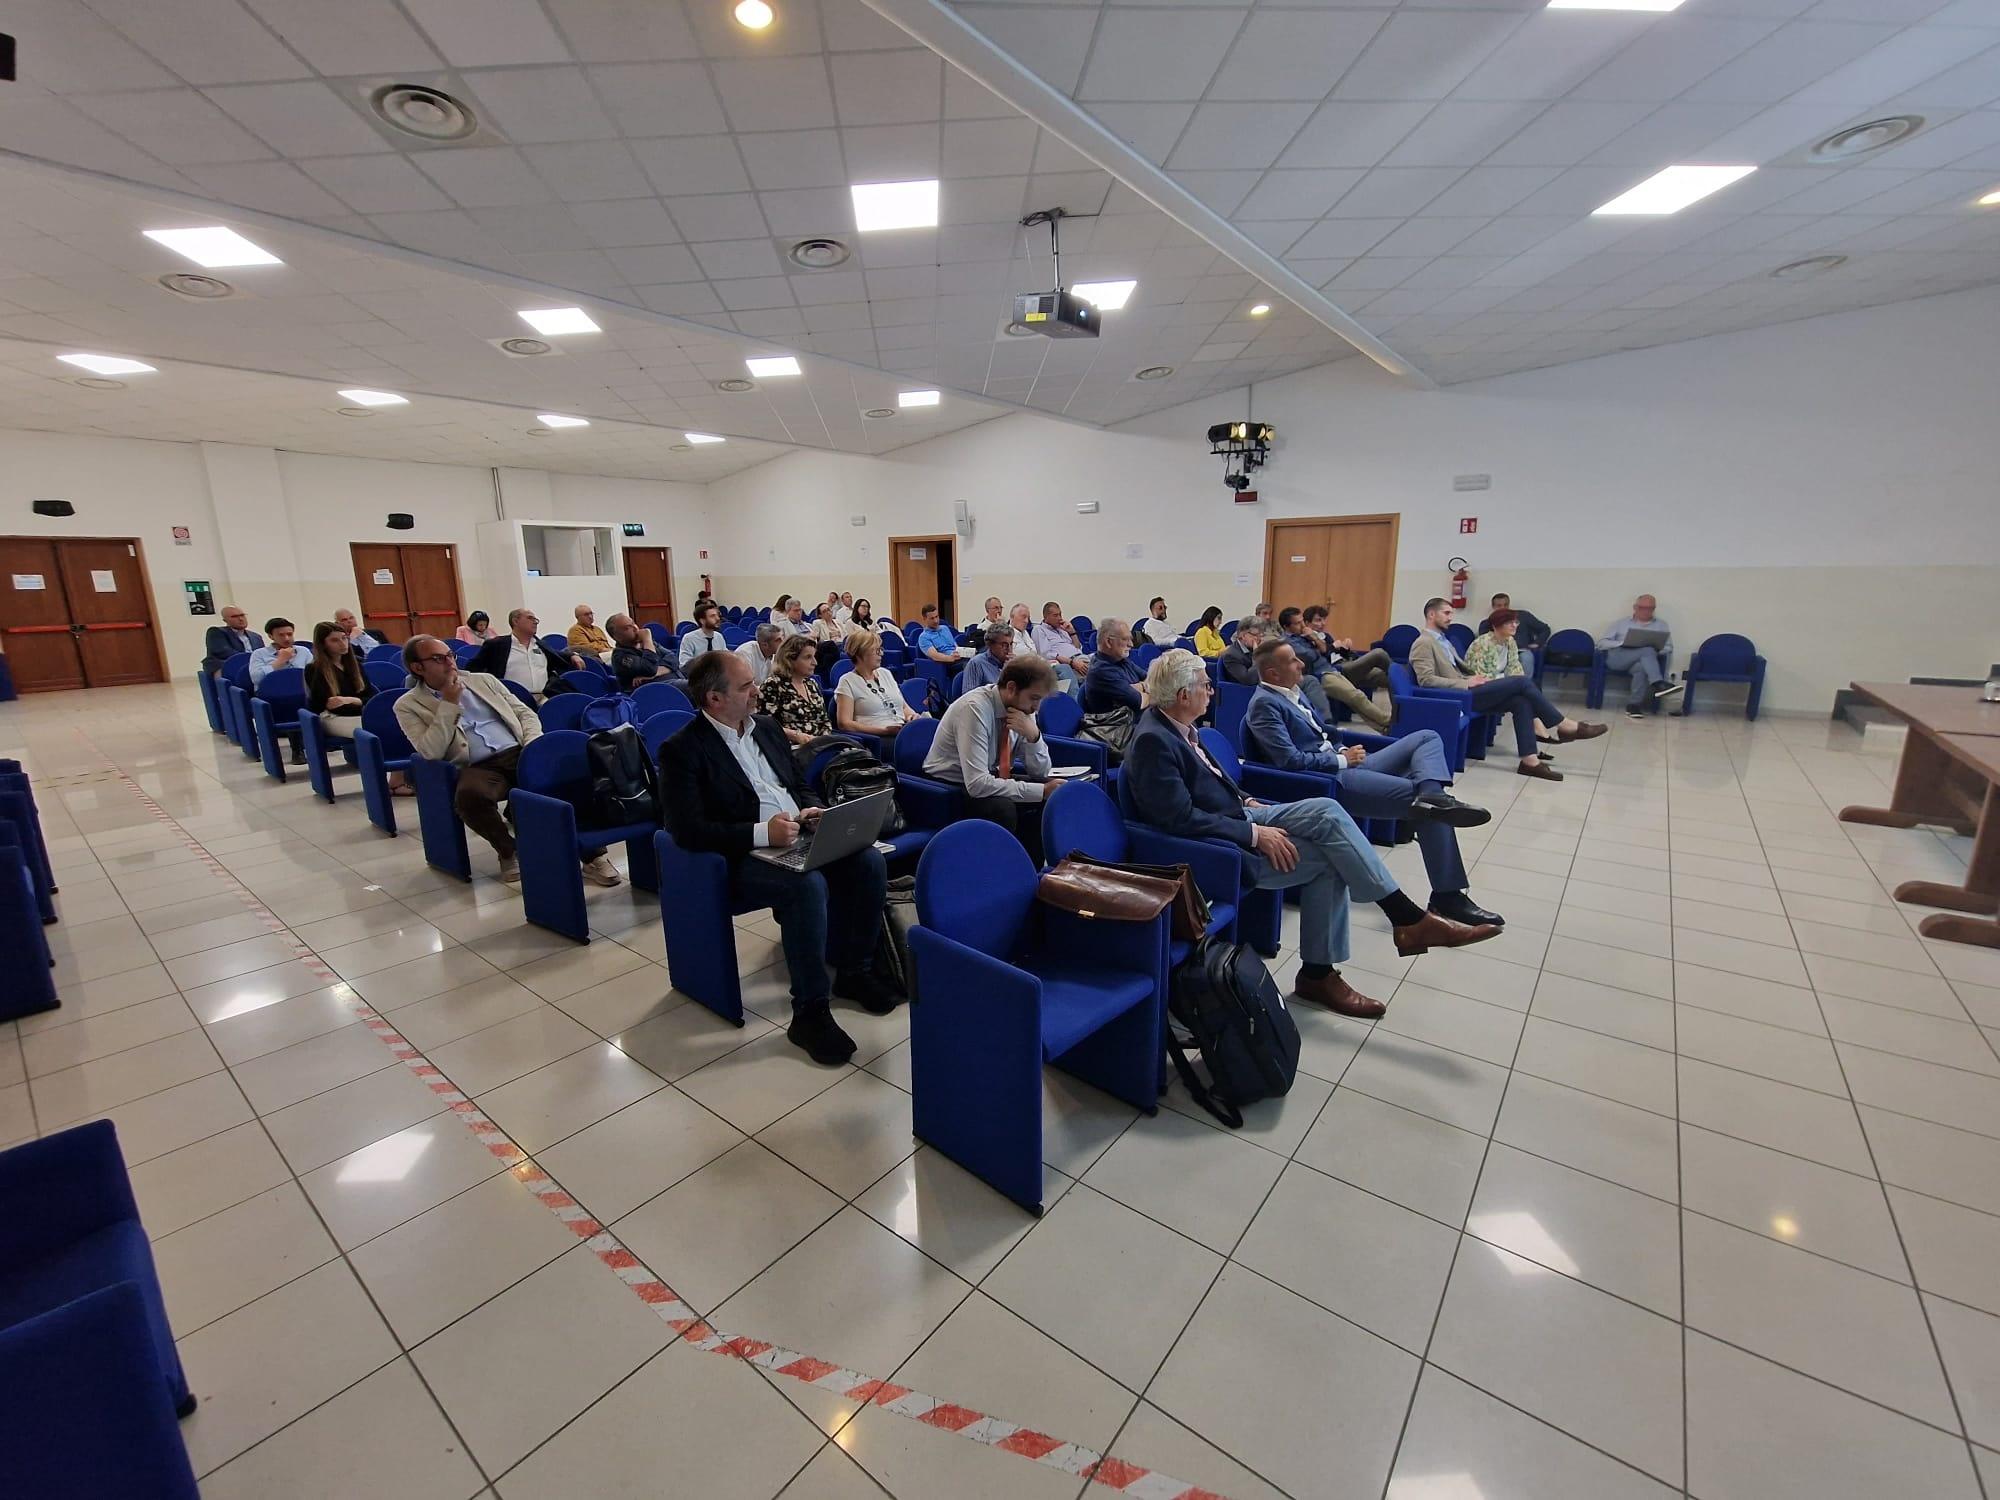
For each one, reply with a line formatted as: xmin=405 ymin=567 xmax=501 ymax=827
xmin=996 ymin=718 xmax=1013 ymax=779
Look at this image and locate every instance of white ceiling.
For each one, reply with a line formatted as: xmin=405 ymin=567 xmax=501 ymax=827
xmin=0 ymin=0 xmax=1996 ymax=470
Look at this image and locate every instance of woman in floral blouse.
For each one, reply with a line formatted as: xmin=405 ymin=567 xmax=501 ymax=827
xmin=1466 ymin=608 xmax=1526 ymax=680
xmin=759 ymin=632 xmax=832 ymax=748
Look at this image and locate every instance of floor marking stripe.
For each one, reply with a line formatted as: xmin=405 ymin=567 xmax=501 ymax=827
xmin=89 ymin=757 xmax=1220 ymax=1499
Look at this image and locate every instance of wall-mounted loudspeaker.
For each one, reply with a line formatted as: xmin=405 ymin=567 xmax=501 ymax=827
xmin=386 ymin=513 xmax=414 ymax=530
xmin=32 ymin=500 xmax=75 ymax=517
xmin=953 ymin=499 xmax=972 ymax=539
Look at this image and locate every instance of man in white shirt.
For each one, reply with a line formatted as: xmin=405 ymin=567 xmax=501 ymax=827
xmin=679 ymin=601 xmax=728 ymax=666
xmin=838 ymin=591 xmax=855 ymax=621
xmin=1139 ymin=596 xmax=1179 ymax=648
xmin=473 ymin=607 xmax=584 ymax=701
xmin=924 ymin=654 xmax=1058 ymax=860
xmin=736 ymin=622 xmax=783 ymax=685
xmin=333 ymin=608 xmax=386 ymax=654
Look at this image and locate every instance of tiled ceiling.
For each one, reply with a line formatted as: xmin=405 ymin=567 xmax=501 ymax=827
xmin=0 ymin=0 xmax=1993 ymax=470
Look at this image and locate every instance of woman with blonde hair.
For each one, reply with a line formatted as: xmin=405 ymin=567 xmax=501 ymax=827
xmin=835 ymin=627 xmax=918 ymax=742
xmin=758 ymin=632 xmax=833 ymax=748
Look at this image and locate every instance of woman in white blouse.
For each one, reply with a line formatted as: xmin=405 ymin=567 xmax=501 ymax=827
xmin=835 ymin=628 xmax=920 ymax=742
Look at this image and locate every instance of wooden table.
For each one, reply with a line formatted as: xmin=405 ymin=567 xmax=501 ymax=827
xmin=1838 ymin=683 xmax=2000 ymax=948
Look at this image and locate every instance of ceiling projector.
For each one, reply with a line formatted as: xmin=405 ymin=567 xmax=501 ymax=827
xmin=1011 ymin=289 xmax=1098 ymax=339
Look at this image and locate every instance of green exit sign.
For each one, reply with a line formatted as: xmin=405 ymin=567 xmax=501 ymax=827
xmin=621 ymin=522 xmax=645 ymax=537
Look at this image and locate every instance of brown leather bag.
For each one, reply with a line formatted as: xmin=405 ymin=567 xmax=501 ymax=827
xmin=1036 ymin=852 xmax=1210 ymax=941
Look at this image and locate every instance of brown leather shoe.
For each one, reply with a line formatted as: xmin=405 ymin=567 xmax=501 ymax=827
xmin=1295 ymin=969 xmax=1386 ymax=1019
xmin=1557 ymin=721 xmax=1608 ymax=741
xmin=1517 ymin=761 xmax=1565 ymax=782
xmin=1392 ymin=910 xmax=1502 ymax=957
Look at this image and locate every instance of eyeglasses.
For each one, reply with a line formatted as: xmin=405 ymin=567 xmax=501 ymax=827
xmin=415 ymin=653 xmax=453 ymax=666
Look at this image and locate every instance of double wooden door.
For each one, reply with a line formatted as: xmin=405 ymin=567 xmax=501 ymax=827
xmin=350 ymin=543 xmax=462 ymax=645
xmin=0 ymin=536 xmax=164 ymax=693
xmin=1263 ymin=514 xmax=1400 ymax=648
xmin=623 ymin=546 xmax=675 ymax=632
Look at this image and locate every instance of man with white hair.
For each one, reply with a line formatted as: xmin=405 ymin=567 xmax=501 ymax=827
xmin=736 ymin=621 xmax=784 ymax=686
xmin=332 ymin=607 xmax=386 ymax=655
xmin=1599 ymin=594 xmax=1680 ymax=720
xmin=1123 ymin=649 xmax=1499 ymax=1018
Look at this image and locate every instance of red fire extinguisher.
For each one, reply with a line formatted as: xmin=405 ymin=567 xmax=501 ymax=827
xmin=1448 ymin=558 xmax=1470 ymax=611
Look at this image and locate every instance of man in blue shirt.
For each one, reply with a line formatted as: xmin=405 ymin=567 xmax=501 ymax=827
xmin=962 ymin=621 xmax=1012 ymax=690
xmin=247 ymin=617 xmax=309 ymax=686
xmin=915 ymin=604 xmax=961 ymax=665
xmin=1082 ymin=619 xmax=1146 ymax=715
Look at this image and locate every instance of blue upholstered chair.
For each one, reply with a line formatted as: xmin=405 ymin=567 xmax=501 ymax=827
xmin=0 ymin=762 xmax=56 ymax=926
xmin=451 ymin=641 xmax=480 ymax=664
xmin=352 ymin=692 xmax=411 ymax=835
xmin=295 ymin=710 xmax=342 ymax=803
xmin=899 ymin=679 xmax=930 ymax=715
xmin=1034 ymin=691 xmax=1112 ymax=782
xmin=510 ymin=731 xmax=661 ymax=941
xmin=1375 ymin=624 xmax=1419 ymax=663
xmin=366 ymin=642 xmax=404 ymax=665
xmin=540 ymin=633 xmax=570 ymax=655
xmin=639 ymin=710 xmax=694 ymax=760
xmin=537 ymin=694 xmax=590 ymax=732
xmin=1041 ymin=779 xmax=1243 ymax=952
xmin=250 ymin=667 xmax=306 ymax=782
xmin=0 ymin=1124 xmax=196 ymax=1436
xmin=0 ymin=826 xmax=56 ymax=1021
xmin=909 ymin=821 xmax=1164 ymax=1213
xmin=217 ymin=653 xmax=253 ymax=752
xmin=1683 ymin=634 xmax=1765 ymax=719
xmin=560 ymin=669 xmax=609 ymax=697
xmin=1444 ymin=622 xmax=1474 ymax=656
xmin=630 ymin=680 xmax=693 ymax=721
xmin=1386 ymin=663 xmax=1475 ymax=772
xmin=722 ymin=626 xmax=750 ymax=649
xmin=194 ymin=670 xmax=224 ymax=735
xmin=410 ymin=757 xmax=471 ymax=879
xmin=1213 ymin=679 xmax=1253 ymax=748
xmin=364 ymin=660 xmax=407 ymax=692
xmin=1537 ymin=628 xmax=1596 ymax=696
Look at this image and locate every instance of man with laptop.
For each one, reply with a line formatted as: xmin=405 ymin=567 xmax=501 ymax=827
xmin=662 ymin=651 xmax=902 ymax=1066
xmin=1599 ymin=595 xmax=1681 ymax=720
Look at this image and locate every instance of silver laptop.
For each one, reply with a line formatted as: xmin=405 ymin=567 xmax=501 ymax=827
xmin=1621 ymin=628 xmax=1670 ymax=650
xmin=750 ymin=790 xmax=896 ymax=872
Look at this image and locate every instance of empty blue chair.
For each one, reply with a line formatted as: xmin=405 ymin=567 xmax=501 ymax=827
xmin=218 ymin=654 xmax=254 ymax=755
xmin=250 ymin=667 xmax=306 ymax=782
xmin=909 ymin=822 xmax=1164 ymax=1212
xmin=537 ymin=694 xmax=590 ymax=731
xmin=366 ymin=642 xmax=404 ymax=665
xmin=1682 ymin=634 xmax=1765 ymax=719
xmin=630 ymin=680 xmax=693 ymax=720
xmin=639 ymin=710 xmax=694 ymax=760
xmin=1375 ymin=624 xmax=1419 ymax=663
xmin=0 ymin=766 xmax=56 ymax=926
xmin=1537 ymin=628 xmax=1596 ymax=696
xmin=560 ymin=669 xmax=609 ymax=697
xmin=1034 ymin=690 xmax=1112 ymax=781
xmin=511 ymin=731 xmax=660 ymax=941
xmin=194 ymin=670 xmax=224 ymax=735
xmin=541 ymin=633 xmax=570 ymax=655
xmin=353 ymin=691 xmax=411 ymax=835
xmin=364 ymin=660 xmax=407 ymax=692
xmin=722 ymin=626 xmax=750 ymax=648
xmin=410 ymin=756 xmax=471 ymax=879
xmin=0 ymin=826 xmax=56 ymax=1020
xmin=1444 ymin=622 xmax=1474 ymax=655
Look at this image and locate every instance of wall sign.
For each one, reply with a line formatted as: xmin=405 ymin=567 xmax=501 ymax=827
xmin=372 ymin=568 xmax=394 ymax=585
xmin=621 ymin=522 xmax=645 ymax=536
xmin=184 ymin=580 xmax=214 ymax=616
xmin=172 ymin=526 xmax=192 ymax=546
xmin=1459 ymin=517 xmax=1478 ymax=534
xmin=12 ymin=573 xmax=45 ymax=590
xmin=90 ymin=569 xmax=117 ymax=592
xmin=908 ymin=546 xmax=926 ymax=561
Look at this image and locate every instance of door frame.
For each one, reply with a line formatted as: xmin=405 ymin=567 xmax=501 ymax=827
xmin=622 ymin=544 xmax=674 ymax=626
xmin=887 ymin=534 xmax=957 ymax=628
xmin=0 ymin=534 xmax=168 ymax=689
xmin=1261 ymin=512 xmax=1401 ymax=622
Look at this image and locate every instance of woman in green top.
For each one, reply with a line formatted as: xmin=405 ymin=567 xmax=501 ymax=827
xmin=1466 ymin=608 xmax=1526 ymax=681
xmin=758 ymin=632 xmax=832 ymax=749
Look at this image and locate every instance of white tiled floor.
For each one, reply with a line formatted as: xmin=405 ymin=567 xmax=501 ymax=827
xmin=7 ymin=682 xmax=2000 ymax=1498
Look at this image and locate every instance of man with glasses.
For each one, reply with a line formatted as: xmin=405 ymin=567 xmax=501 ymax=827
xmin=394 ymin=636 xmax=621 ymax=887
xmin=468 ymin=607 xmax=584 ymax=701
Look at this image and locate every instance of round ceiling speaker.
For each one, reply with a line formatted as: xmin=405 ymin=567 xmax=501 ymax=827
xmin=1134 ymin=365 xmax=1175 ymax=381
xmin=499 ymin=337 xmax=552 ymax=356
xmin=1770 ymin=254 xmax=1847 ymax=280
xmin=73 ymin=377 xmax=126 ymax=390
xmin=159 ymin=272 xmax=234 ymax=299
xmin=669 ymin=442 xmax=692 ymax=452
xmin=788 ymin=237 xmax=851 ymax=269
xmin=714 ymin=378 xmax=756 ymax=393
xmin=1810 ymin=116 xmax=1922 ymax=162
xmin=337 ymin=406 xmax=377 ymax=417
xmin=863 ymin=408 xmax=896 ymax=419
xmin=369 ymin=83 xmax=479 ymax=142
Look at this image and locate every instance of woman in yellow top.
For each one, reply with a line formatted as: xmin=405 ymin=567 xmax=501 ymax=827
xmin=1192 ymin=606 xmax=1228 ymax=658
xmin=1466 ymin=608 xmax=1527 ymax=679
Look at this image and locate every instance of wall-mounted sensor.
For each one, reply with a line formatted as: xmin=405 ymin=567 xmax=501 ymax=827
xmin=386 ymin=513 xmax=415 ymax=530
xmin=1076 ymin=500 xmax=1100 ymax=514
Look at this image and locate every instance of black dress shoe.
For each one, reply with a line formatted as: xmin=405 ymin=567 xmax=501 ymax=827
xmin=787 ymin=1006 xmax=856 ymax=1066
xmin=1429 ymin=892 xmax=1505 ymax=928
xmin=1409 ymin=792 xmax=1492 ymax=829
xmin=835 ymin=968 xmax=903 ymax=1015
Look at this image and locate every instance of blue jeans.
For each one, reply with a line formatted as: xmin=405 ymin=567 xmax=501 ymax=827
xmin=731 ymin=846 xmax=887 ymax=1011
xmin=1242 ymin=799 xmax=1395 ymax=968
xmin=1338 ymin=731 xmax=1467 ymax=896
xmin=1603 ymin=646 xmax=1672 ymax=707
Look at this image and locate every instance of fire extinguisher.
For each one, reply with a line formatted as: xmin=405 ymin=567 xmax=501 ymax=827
xmin=1448 ymin=558 xmax=1470 ymax=611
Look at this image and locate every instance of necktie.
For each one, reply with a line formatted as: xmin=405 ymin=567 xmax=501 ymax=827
xmin=996 ymin=717 xmax=1013 ymax=778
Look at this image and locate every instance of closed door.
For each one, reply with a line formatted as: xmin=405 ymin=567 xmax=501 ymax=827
xmin=624 ymin=546 xmax=674 ymax=631
xmin=1267 ymin=522 xmax=1335 ymax=619
xmin=889 ymin=536 xmax=950 ymax=628
xmin=0 ymin=536 xmax=164 ymax=693
xmin=1265 ymin=514 xmax=1400 ymax=648
xmin=351 ymin=543 xmax=462 ymax=643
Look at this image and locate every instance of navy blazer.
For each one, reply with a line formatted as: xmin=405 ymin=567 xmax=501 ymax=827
xmin=660 ymin=713 xmax=821 ymax=871
xmin=468 ymin=636 xmax=579 ymax=695
xmin=1245 ymin=685 xmax=1345 ymax=777
xmin=1119 ymin=707 xmax=1254 ymax=852
xmin=203 ymin=626 xmax=261 ymax=674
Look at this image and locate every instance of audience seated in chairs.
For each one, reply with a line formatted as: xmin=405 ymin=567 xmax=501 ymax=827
xmin=1124 ymin=649 xmax=1500 ymax=1019
xmin=678 ymin=601 xmax=729 ymax=666
xmin=760 ymin=633 xmax=835 ymax=754
xmin=1599 ymin=594 xmax=1682 ymax=720
xmin=1219 ymin=616 xmax=1265 ymax=686
xmin=247 ymin=617 xmax=308 ymax=686
xmin=1193 ymin=606 xmax=1228 ymax=658
xmin=662 ymin=650 xmax=900 ymax=1065
xmin=778 ymin=597 xmax=811 ymax=637
xmin=848 ymin=598 xmax=884 ymax=633
xmin=1282 ymin=605 xmax=1393 ymax=731
xmin=808 ymin=601 xmax=846 ymax=644
xmin=1139 ymin=596 xmax=1179 ymax=648
xmin=736 ymin=620 xmax=784 ymax=686
xmin=566 ymin=603 xmax=613 ymax=660
xmin=1466 ymin=608 xmax=1528 ymax=682
xmin=1410 ymin=599 xmax=1605 ymax=781
xmin=835 ymin=628 xmax=920 ymax=744
xmin=470 ymin=608 xmax=584 ymax=701
xmin=1083 ymin=619 xmax=1147 ymax=715
xmin=1480 ymin=593 xmax=1549 ymax=676
xmin=965 ymin=597 xmax=1007 ymax=651
xmin=455 ymin=610 xmax=499 ymax=645
xmin=1246 ymin=638 xmax=1502 ymax=928
xmin=203 ymin=605 xmax=262 ymax=675
xmin=915 ymin=603 xmax=960 ymax=665
xmin=608 ymin=612 xmax=682 ymax=693
xmin=924 ymin=653 xmax=1058 ymax=861
xmin=962 ymin=620 xmax=1012 ymax=691
xmin=393 ymin=636 xmax=620 ymax=889
xmin=1030 ymin=602 xmax=1091 ymax=694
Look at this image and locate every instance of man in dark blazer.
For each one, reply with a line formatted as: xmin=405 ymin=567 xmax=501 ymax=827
xmin=203 ymin=606 xmax=261 ymax=674
xmin=662 ymin=649 xmax=898 ymax=1065
xmin=467 ymin=607 xmax=583 ymax=700
xmin=1120 ymin=649 xmax=1498 ymax=1020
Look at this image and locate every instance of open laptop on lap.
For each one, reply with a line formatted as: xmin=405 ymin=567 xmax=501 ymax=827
xmin=750 ymin=790 xmax=896 ymax=872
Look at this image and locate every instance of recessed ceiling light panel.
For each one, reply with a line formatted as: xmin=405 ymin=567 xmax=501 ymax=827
xmin=1592 ymin=164 xmax=1756 ymax=216
xmin=58 ymin=353 xmax=157 ymax=376
xmin=517 ymin=307 xmax=600 ymax=336
xmin=684 ymin=432 xmax=725 ymax=444
xmin=1248 ymin=303 xmax=1271 ymax=317
xmin=851 ymin=180 xmax=939 ymax=232
xmin=536 ymin=413 xmax=590 ymax=427
xmin=898 ymin=390 xmax=940 ymax=408
xmin=1070 ymin=279 xmax=1137 ymax=311
xmin=158 ymin=272 xmax=233 ymax=299
xmin=745 ymin=355 xmax=801 ymax=377
xmin=337 ymin=388 xmax=408 ymax=406
xmin=1546 ymin=0 xmax=1684 ymax=10
xmin=143 ymin=226 xmax=281 ymax=268
xmin=1976 ymin=188 xmax=2000 ymax=207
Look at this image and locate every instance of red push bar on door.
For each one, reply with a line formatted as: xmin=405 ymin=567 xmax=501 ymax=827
xmin=84 ymin=621 xmax=148 ymax=630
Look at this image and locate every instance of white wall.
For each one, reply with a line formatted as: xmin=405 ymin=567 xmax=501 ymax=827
xmin=705 ymin=283 xmax=2000 ymax=714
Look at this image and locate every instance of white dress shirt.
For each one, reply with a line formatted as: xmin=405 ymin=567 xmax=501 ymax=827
xmin=504 ymin=635 xmax=550 ymax=695
xmin=923 ymin=683 xmax=1052 ymax=802
xmin=703 ymin=712 xmax=798 ymax=846
xmin=736 ymin=640 xmax=775 ymax=685
xmin=1140 ymin=616 xmax=1179 ymax=647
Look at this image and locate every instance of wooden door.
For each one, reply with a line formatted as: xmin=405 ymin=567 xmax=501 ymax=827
xmin=351 ymin=543 xmax=462 ymax=643
xmin=889 ymin=536 xmax=951 ymax=628
xmin=352 ymin=543 xmax=411 ymax=643
xmin=624 ymin=546 xmax=675 ymax=631
xmin=1264 ymin=513 xmax=1400 ymax=648
xmin=54 ymin=538 xmax=162 ymax=687
xmin=0 ymin=539 xmax=86 ymax=693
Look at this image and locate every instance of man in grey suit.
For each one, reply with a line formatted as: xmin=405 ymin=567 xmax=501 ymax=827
xmin=1411 ymin=599 xmax=1605 ymax=782
xmin=203 ymin=606 xmax=260 ymax=674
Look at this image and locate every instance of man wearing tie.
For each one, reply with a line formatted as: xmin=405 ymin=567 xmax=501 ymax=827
xmin=1407 ymin=599 xmax=1604 ymax=782
xmin=203 ymin=606 xmax=261 ymax=675
xmin=678 ymin=600 xmax=729 ymax=668
xmin=924 ymin=654 xmax=1058 ymax=860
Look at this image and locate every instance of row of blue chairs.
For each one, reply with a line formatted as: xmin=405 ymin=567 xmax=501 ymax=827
xmin=0 ymin=758 xmax=57 ymax=1023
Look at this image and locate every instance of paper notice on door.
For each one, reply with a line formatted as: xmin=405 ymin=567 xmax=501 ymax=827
xmin=91 ymin=569 xmax=117 ymax=593
xmin=373 ymin=568 xmax=394 ymax=585
xmin=12 ymin=574 xmax=45 ymax=590
xmin=1290 ymin=555 xmax=1307 ymax=563
xmin=907 ymin=547 xmax=926 ymax=561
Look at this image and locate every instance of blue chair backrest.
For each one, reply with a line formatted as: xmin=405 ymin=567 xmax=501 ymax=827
xmin=580 ymin=694 xmax=635 ymax=731
xmin=722 ymin=627 xmax=750 ymax=647
xmin=640 ymin=710 xmax=694 ymax=759
xmin=364 ymin=660 xmax=407 ymax=692
xmin=830 ymin=659 xmax=855 ymax=687
xmin=539 ymin=694 xmax=589 ymax=730
xmin=1214 ymin=680 xmax=1253 ymax=748
xmin=631 ymin=680 xmax=693 ymax=720
xmin=500 ymin=679 xmax=539 ymax=710
xmin=902 ymin=622 xmax=923 ymax=645
xmin=1133 ymin=642 xmax=1162 ymax=671
xmin=1388 ymin=661 xmax=1421 ymax=698
xmin=1379 ymin=624 xmax=1419 ymax=661
xmin=725 ymin=607 xmax=742 ymax=623
xmin=367 ymin=642 xmax=404 ymax=664
xmin=673 ymin=620 xmax=695 ymax=637
xmin=893 ymin=716 xmax=940 ymax=776
xmin=581 ymin=656 xmax=612 ymax=679
xmin=915 ymin=821 xmax=1036 ymax=960
xmin=900 ymin=679 xmax=930 ymax=714
xmin=517 ymin=729 xmax=590 ymax=795
xmin=1197 ymin=727 xmax=1245 ymax=782
xmin=220 ymin=652 xmax=252 ymax=690
xmin=256 ymin=666 xmax=306 ymax=710
xmin=561 ymin=670 xmax=609 ymax=697
xmin=646 ymin=622 xmax=673 ymax=650
xmin=451 ymin=641 xmax=479 ymax=662
xmin=1220 ymin=620 xmax=1236 ymax=643
xmin=1698 ymin=633 xmax=1758 ymax=671
xmin=361 ymin=690 xmax=412 ymax=757
xmin=1041 ymin=779 xmax=1127 ymax=864
xmin=1543 ymin=628 xmax=1595 ymax=665
xmin=948 ymin=669 xmax=968 ymax=701
xmin=1071 ymin=615 xmax=1094 ymax=634
xmin=1444 ymin=623 xmax=1474 ymax=653
xmin=1038 ymin=691 xmax=1082 ymax=736
xmin=541 ymin=633 xmax=570 ymax=655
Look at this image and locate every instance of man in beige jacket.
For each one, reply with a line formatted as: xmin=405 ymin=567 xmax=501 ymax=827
xmin=394 ymin=636 xmax=621 ymax=886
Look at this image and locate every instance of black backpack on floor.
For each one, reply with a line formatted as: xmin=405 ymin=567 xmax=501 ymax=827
xmin=586 ymin=723 xmax=659 ymax=826
xmin=820 ymin=746 xmax=904 ymax=837
xmin=873 ymin=875 xmax=918 ymax=997
xmin=1167 ymin=937 xmax=1300 ymax=1128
